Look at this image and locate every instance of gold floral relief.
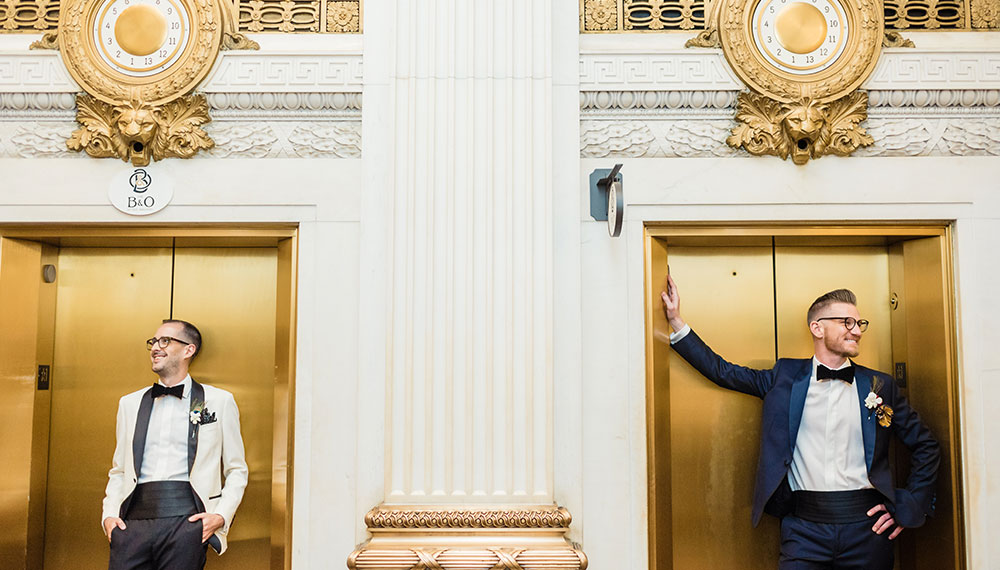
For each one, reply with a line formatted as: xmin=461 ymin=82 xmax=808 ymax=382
xmin=583 ymin=0 xmax=619 ymax=30
xmin=971 ymin=0 xmax=1000 ymax=27
xmin=326 ymin=0 xmax=359 ymax=32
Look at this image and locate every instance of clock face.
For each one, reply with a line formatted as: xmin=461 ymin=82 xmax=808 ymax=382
xmin=752 ymin=0 xmax=850 ymax=75
xmin=92 ymin=0 xmax=190 ymax=77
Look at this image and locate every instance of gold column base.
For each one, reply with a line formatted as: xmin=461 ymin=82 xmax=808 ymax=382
xmin=348 ymin=505 xmax=587 ymax=570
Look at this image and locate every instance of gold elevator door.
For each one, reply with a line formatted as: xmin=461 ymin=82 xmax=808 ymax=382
xmin=42 ymin=246 xmax=277 ymax=570
xmin=648 ymin=234 xmax=962 ymax=570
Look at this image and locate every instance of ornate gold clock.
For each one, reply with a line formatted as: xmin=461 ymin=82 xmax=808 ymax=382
xmin=58 ymin=0 xmax=227 ymax=165
xmin=715 ymin=0 xmax=883 ymax=163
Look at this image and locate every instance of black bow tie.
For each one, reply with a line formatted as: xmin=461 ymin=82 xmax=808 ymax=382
xmin=817 ymin=364 xmax=855 ymax=383
xmin=151 ymin=383 xmax=184 ymax=398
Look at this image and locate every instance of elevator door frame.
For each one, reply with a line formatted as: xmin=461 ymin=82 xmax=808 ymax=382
xmin=642 ymin=223 xmax=963 ymax=570
xmin=0 ymin=225 xmax=298 ymax=570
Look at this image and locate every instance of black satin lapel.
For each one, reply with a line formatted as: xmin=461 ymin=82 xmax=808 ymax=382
xmin=189 ymin=380 xmax=205 ymax=474
xmin=132 ymin=388 xmax=155 ymax=477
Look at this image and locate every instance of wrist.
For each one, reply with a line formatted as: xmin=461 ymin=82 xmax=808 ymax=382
xmin=669 ymin=318 xmax=686 ymax=332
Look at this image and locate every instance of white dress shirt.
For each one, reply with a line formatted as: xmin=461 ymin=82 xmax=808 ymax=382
xmin=669 ymin=326 xmax=871 ymax=491
xmin=137 ymin=375 xmax=192 ymax=483
xmin=788 ymin=358 xmax=871 ymax=491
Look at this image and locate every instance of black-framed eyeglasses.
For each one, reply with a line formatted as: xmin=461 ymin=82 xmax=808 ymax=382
xmin=815 ymin=316 xmax=869 ymax=333
xmin=146 ymin=336 xmax=193 ymax=350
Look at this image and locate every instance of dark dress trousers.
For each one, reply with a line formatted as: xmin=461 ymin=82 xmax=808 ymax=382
xmin=670 ymin=329 xmax=940 ymax=529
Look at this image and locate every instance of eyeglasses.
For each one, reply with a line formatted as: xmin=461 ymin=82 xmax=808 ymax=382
xmin=815 ymin=316 xmax=869 ymax=333
xmin=146 ymin=336 xmax=193 ymax=350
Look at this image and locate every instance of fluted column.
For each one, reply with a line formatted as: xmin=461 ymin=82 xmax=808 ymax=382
xmin=354 ymin=0 xmax=582 ymax=567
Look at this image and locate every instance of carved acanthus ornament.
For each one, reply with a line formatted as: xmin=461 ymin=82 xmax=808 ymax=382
xmin=67 ymin=94 xmax=214 ymax=165
xmin=29 ymin=31 xmax=59 ymax=49
xmin=728 ymin=90 xmax=873 ymax=164
xmin=883 ymin=31 xmax=915 ymax=47
xmin=349 ymin=505 xmax=586 ymax=570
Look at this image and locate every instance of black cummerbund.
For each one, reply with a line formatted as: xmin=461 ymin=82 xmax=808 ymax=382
xmin=126 ymin=481 xmax=198 ymax=520
xmin=793 ymin=489 xmax=884 ymax=524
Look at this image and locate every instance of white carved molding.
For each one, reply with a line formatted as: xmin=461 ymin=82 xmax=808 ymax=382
xmin=205 ymin=92 xmax=362 ymax=119
xmin=0 ymin=53 xmax=79 ymax=93
xmin=0 ymin=52 xmax=362 ymax=94
xmin=580 ymin=117 xmax=1000 ymax=158
xmin=201 ymin=53 xmax=363 ymax=93
xmin=580 ymin=50 xmax=1000 ymax=91
xmin=580 ymin=51 xmax=742 ymax=91
xmin=0 ymin=121 xmax=361 ymax=158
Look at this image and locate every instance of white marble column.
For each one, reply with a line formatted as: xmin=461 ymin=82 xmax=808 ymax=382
xmin=354 ymin=0 xmax=582 ymax=566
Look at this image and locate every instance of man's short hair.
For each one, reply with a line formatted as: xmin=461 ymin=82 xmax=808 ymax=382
xmin=163 ymin=319 xmax=202 ymax=357
xmin=807 ymin=289 xmax=857 ymax=324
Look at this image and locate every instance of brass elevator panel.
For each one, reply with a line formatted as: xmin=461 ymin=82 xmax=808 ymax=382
xmin=645 ymin=228 xmax=963 ymax=570
xmin=36 ymin=245 xmax=278 ymax=570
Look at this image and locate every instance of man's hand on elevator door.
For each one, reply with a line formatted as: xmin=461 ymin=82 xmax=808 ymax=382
xmin=661 ymin=274 xmax=687 ymax=333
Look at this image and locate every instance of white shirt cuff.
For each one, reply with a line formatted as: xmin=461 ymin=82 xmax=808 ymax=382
xmin=669 ymin=324 xmax=691 ymax=344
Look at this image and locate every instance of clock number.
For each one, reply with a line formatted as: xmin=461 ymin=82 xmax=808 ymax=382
xmin=791 ymin=55 xmax=796 ymax=63
xmin=829 ymin=35 xmax=837 ymax=42
xmin=107 ymin=37 xmax=112 ymax=44
xmin=806 ymin=55 xmax=814 ymax=63
xmin=167 ymin=6 xmax=172 ymax=12
xmin=767 ymin=35 xmax=772 ymax=43
xmin=776 ymin=48 xmax=782 ymax=56
xmin=123 ymin=0 xmax=128 ymax=4
xmin=112 ymin=7 xmax=116 ymax=14
xmin=820 ymin=48 xmax=828 ymax=55
xmin=825 ymin=5 xmax=830 ymax=11
xmin=830 ymin=19 xmax=839 ymax=26
xmin=116 ymin=49 xmax=121 ymax=57
xmin=160 ymin=49 xmax=167 ymax=57
xmin=130 ymin=57 xmax=134 ymax=65
xmin=105 ymin=22 xmax=110 ymax=28
xmin=171 ymin=21 xmax=180 ymax=29
xmin=144 ymin=57 xmax=153 ymax=65
xmin=769 ymin=5 xmax=774 ymax=12
xmin=169 ymin=37 xmax=177 ymax=45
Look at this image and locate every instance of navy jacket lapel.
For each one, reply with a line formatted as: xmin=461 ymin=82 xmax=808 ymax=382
xmin=854 ymin=367 xmax=876 ymax=471
xmin=132 ymin=387 xmax=155 ymax=477
xmin=787 ymin=359 xmax=812 ymax=451
xmin=188 ymin=379 xmax=204 ymax=474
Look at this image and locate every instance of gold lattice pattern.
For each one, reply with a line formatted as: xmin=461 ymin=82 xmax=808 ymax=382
xmin=238 ymin=0 xmax=359 ymax=32
xmin=0 ymin=0 xmax=360 ymax=31
xmin=580 ymin=0 xmax=1000 ymax=31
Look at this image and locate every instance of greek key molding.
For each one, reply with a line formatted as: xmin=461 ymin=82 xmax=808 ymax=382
xmin=0 ymin=120 xmax=361 ymax=158
xmin=580 ymin=51 xmax=742 ymax=90
xmin=579 ymin=50 xmax=1000 ymax=91
xmin=865 ymin=51 xmax=1000 ymax=89
xmin=0 ymin=52 xmax=78 ymax=93
xmin=364 ymin=506 xmax=573 ymax=529
xmin=201 ymin=53 xmax=363 ymax=92
xmin=580 ymin=117 xmax=1000 ymax=157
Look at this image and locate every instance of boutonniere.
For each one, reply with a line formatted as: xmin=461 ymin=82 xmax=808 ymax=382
xmin=189 ymin=406 xmax=217 ymax=425
xmin=865 ymin=377 xmax=894 ymax=428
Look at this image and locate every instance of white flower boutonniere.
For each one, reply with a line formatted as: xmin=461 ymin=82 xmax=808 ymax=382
xmin=190 ymin=409 xmax=203 ymax=424
xmin=866 ymin=377 xmax=894 ymax=428
xmin=190 ymin=406 xmax=218 ymax=425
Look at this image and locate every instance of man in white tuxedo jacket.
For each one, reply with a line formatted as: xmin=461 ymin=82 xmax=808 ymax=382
xmin=102 ymin=319 xmax=248 ymax=570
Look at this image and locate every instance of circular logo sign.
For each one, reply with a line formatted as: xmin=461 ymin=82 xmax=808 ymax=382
xmin=109 ymin=166 xmax=173 ymax=215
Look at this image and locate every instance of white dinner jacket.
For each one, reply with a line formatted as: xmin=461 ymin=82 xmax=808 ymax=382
xmin=101 ymin=378 xmax=248 ymax=554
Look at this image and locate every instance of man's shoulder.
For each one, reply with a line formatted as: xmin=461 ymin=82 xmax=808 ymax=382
xmin=120 ymin=385 xmax=151 ymax=401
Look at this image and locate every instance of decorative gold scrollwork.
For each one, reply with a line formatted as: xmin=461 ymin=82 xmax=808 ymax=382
xmin=883 ymin=30 xmax=916 ymax=47
xmin=67 ymin=94 xmax=214 ymax=166
xmin=727 ymin=90 xmax=873 ymax=164
xmin=29 ymin=31 xmax=59 ymax=49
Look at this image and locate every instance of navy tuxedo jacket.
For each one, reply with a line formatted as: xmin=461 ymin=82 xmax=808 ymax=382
xmin=672 ymin=329 xmax=940 ymax=528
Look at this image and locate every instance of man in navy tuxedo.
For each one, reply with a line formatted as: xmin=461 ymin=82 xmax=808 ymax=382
xmin=661 ymin=276 xmax=939 ymax=570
